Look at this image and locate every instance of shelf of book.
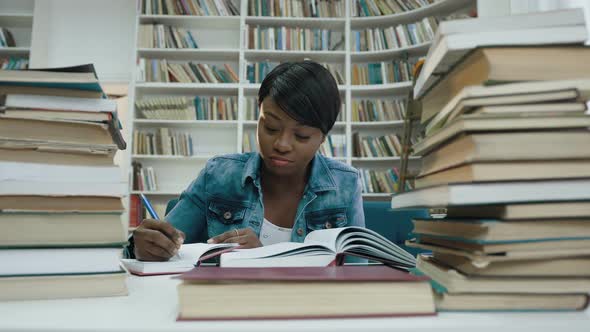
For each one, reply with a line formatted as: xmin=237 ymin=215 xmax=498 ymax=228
xmin=137 ymin=48 xmax=240 ymax=60
xmin=135 ymin=82 xmax=240 ymax=94
xmin=350 ymin=0 xmax=472 ymax=28
xmin=139 ymin=15 xmax=241 ymax=29
xmin=351 ymin=120 xmax=404 ymax=128
xmin=241 ymin=121 xmax=351 ymax=129
xmin=350 ymin=42 xmax=431 ymax=61
xmin=128 ymin=0 xmax=468 ymax=209
xmin=244 ymin=49 xmax=346 ymax=62
xmin=245 ymin=16 xmax=346 ymax=29
xmin=243 ymin=82 xmax=347 ymax=94
xmin=350 ymin=81 xmax=413 ymax=96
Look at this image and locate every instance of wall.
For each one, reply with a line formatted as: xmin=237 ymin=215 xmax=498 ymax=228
xmin=30 ymin=0 xmax=136 ymax=82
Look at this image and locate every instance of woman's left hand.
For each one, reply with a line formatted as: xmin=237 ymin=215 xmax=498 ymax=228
xmin=207 ymin=228 xmax=262 ymax=249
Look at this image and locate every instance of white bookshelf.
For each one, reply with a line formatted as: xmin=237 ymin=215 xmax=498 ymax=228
xmin=0 ymin=1 xmax=35 ymax=61
xmin=128 ymin=0 xmax=472 ymax=204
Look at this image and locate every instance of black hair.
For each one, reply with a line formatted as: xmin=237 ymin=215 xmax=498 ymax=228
xmin=258 ymin=61 xmax=341 ymax=135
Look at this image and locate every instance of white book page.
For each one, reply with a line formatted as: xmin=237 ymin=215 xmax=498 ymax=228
xmin=175 ymin=243 xmax=238 ymax=262
xmin=303 ymin=228 xmax=350 ymax=252
xmin=221 ymin=242 xmax=329 ymax=260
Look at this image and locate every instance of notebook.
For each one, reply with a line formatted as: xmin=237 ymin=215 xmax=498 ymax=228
xmin=120 ymin=243 xmax=238 ymax=276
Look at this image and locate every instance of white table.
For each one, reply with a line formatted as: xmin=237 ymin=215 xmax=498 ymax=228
xmin=0 ymin=275 xmax=588 ymax=332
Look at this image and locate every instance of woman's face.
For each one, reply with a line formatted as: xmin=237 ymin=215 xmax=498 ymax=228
xmin=257 ymin=97 xmax=324 ymax=177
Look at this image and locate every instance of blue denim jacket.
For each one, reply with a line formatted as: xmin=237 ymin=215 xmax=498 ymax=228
xmin=166 ymin=152 xmax=365 ymax=243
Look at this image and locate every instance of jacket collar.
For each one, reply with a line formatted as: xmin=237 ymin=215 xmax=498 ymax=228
xmin=241 ymin=153 xmax=337 ymax=192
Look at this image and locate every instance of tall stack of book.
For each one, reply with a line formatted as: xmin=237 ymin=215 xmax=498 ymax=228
xmin=391 ymin=9 xmax=590 ymax=312
xmin=0 ymin=64 xmax=128 ymax=300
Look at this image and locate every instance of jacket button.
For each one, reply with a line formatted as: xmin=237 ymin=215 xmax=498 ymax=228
xmin=223 ymin=211 xmax=232 ymax=220
xmin=325 ymin=222 xmax=333 ymax=229
xmin=297 ymin=228 xmax=304 ymax=236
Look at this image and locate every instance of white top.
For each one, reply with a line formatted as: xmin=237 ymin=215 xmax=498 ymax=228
xmin=259 ymin=218 xmax=292 ymax=246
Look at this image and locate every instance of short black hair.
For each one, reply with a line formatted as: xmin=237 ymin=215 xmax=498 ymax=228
xmin=258 ymin=61 xmax=340 ymax=135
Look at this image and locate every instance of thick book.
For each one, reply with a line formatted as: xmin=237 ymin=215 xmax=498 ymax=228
xmin=418 ymin=130 xmax=590 ymax=175
xmin=414 ymin=8 xmax=587 ymax=101
xmin=0 ymin=64 xmax=103 ymax=93
xmin=0 ymin=180 xmax=126 ymax=196
xmin=428 ymin=98 xmax=588 ymax=137
xmin=390 ymin=179 xmax=590 ymax=209
xmin=415 ymin=160 xmax=590 ymax=189
xmin=0 ymin=211 xmax=126 ymax=247
xmin=416 ymin=255 xmax=590 ymax=294
xmin=414 ymin=115 xmax=590 ymax=157
xmin=420 ymin=46 xmax=590 ymax=125
xmin=0 ymin=270 xmax=127 ymax=301
xmin=432 ymin=252 xmax=590 ymax=277
xmin=0 ymin=161 xmax=122 ymax=184
xmin=177 ymin=266 xmax=435 ymax=320
xmin=0 ymin=195 xmax=123 ymax=213
xmin=120 ymin=243 xmax=238 ymax=276
xmin=0 ymin=117 xmax=115 ymax=146
xmin=218 ymin=226 xmax=416 ymax=270
xmin=434 ymin=292 xmax=589 ymax=312
xmin=411 ymin=218 xmax=590 ymax=243
xmin=0 ymin=147 xmax=115 ymax=166
xmin=421 ymin=78 xmax=590 ymax=138
xmin=407 ymin=236 xmax=590 ymax=264
xmin=444 ymin=201 xmax=590 ymax=220
xmin=0 ymin=247 xmax=123 ymax=276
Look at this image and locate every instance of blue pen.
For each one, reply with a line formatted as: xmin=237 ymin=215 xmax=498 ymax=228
xmin=139 ymin=193 xmax=160 ymax=220
xmin=138 ymin=193 xmax=181 ymax=259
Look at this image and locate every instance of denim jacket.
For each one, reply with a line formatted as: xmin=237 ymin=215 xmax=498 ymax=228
xmin=166 ymin=152 xmax=365 ymax=244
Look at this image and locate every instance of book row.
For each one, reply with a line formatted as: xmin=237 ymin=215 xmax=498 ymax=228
xmin=248 ymin=0 xmax=345 ymax=17
xmin=137 ymin=59 xmax=239 ymax=83
xmin=352 ymin=60 xmax=414 ymax=85
xmin=352 ymin=17 xmax=438 ymax=52
xmin=133 ymin=129 xmax=195 ymax=156
xmin=140 ymin=0 xmax=240 ymax=16
xmin=351 ymin=98 xmax=406 ymax=122
xmin=135 ymin=96 xmax=238 ymax=120
xmin=0 ymin=57 xmax=28 ymax=70
xmin=246 ymin=61 xmax=343 ymax=84
xmin=351 ymin=0 xmax=434 ymax=17
xmin=132 ymin=161 xmax=158 ymax=191
xmin=247 ymin=25 xmax=344 ymax=51
xmin=352 ymin=132 xmax=402 ymax=157
xmin=138 ymin=24 xmax=199 ymax=49
xmin=359 ymin=167 xmax=411 ymax=193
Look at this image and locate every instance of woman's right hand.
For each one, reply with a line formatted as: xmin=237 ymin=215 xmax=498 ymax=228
xmin=133 ymin=219 xmax=185 ymax=261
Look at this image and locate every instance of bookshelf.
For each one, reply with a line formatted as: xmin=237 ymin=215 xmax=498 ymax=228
xmin=0 ymin=0 xmax=34 ymax=68
xmin=128 ymin=0 xmax=473 ymax=211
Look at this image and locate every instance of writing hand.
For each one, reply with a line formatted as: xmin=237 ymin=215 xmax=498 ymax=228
xmin=207 ymin=228 xmax=262 ymax=249
xmin=133 ymin=219 xmax=185 ymax=261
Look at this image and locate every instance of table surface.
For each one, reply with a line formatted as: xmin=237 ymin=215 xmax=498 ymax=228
xmin=0 ymin=274 xmax=588 ymax=332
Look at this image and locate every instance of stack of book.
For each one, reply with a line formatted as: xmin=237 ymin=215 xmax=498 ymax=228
xmin=391 ymin=9 xmax=590 ymax=311
xmin=0 ymin=64 xmax=128 ymax=300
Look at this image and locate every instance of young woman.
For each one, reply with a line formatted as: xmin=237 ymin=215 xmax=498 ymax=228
xmin=131 ymin=61 xmax=365 ymax=261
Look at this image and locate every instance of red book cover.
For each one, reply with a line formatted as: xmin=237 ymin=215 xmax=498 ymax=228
xmin=179 ymin=265 xmax=429 ymax=283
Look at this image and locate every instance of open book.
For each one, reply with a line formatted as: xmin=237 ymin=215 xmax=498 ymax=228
xmin=120 ymin=243 xmax=238 ymax=276
xmin=219 ymin=227 xmax=416 ymax=270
